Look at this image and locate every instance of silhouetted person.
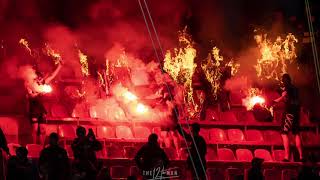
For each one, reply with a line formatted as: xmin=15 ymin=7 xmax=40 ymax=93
xmin=71 ymin=126 xmax=102 ymax=180
xmin=248 ymin=157 xmax=264 ymax=180
xmin=135 ymin=133 xmax=169 ymax=179
xmin=7 ymin=147 xmax=38 ymax=180
xmin=0 ymin=128 xmax=9 ymax=155
xmin=272 ymin=74 xmax=303 ymax=161
xmin=176 ymin=123 xmax=207 ymax=180
xmin=39 ymin=133 xmax=70 ymax=180
xmin=298 ymin=154 xmax=319 ymax=180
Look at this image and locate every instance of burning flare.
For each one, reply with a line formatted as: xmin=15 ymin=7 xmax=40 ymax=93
xmin=39 ymin=84 xmax=53 ymax=93
xmin=254 ymin=32 xmax=298 ymax=80
xmin=242 ymin=88 xmax=265 ymax=110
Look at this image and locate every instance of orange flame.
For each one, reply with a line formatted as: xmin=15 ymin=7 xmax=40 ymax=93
xmin=44 ymin=44 xmax=62 ymax=65
xmin=255 ymin=33 xmax=298 ymax=80
xmin=78 ymin=50 xmax=89 ymax=76
xmin=19 ymin=38 xmax=32 ymax=55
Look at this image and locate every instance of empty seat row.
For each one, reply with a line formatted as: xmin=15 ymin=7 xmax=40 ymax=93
xmin=45 ymin=125 xmax=151 ymax=140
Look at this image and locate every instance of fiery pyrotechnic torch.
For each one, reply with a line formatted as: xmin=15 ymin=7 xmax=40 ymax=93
xmin=242 ymin=88 xmax=266 ymax=110
xmin=39 ymin=84 xmax=53 ymax=93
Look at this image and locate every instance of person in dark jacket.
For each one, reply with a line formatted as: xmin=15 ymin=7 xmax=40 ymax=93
xmin=7 ymin=147 xmax=38 ymax=180
xmin=272 ymin=74 xmax=303 ymax=161
xmin=248 ymin=157 xmax=264 ymax=180
xmin=176 ymin=123 xmax=207 ymax=180
xmin=0 ymin=128 xmax=9 ymax=155
xmin=39 ymin=133 xmax=70 ymax=180
xmin=135 ymin=133 xmax=169 ymax=179
xmin=71 ymin=126 xmax=102 ymax=180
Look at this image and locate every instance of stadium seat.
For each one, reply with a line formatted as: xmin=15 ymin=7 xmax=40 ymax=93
xmin=273 ymin=150 xmax=285 ymax=162
xmin=217 ymin=148 xmax=235 ymax=161
xmin=264 ymin=169 xmax=282 ymax=180
xmin=220 ymin=111 xmax=238 ymax=122
xmin=282 ymin=169 xmax=298 ymax=180
xmin=96 ymin=147 xmax=106 ymax=159
xmin=58 ymin=125 xmax=76 ymax=139
xmin=51 ymin=103 xmax=69 ymax=117
xmin=206 ymin=147 xmax=216 ymax=161
xmin=72 ymin=103 xmax=89 ymax=118
xmin=199 ymin=129 xmax=210 ymax=142
xmin=97 ymin=126 xmax=116 ymax=139
xmin=236 ymin=111 xmax=256 ymax=122
xmin=207 ymin=168 xmax=225 ymax=180
xmin=107 ymin=145 xmax=124 ymax=159
xmin=301 ymin=132 xmax=319 ymax=145
xmin=8 ymin=143 xmax=20 ymax=156
xmin=236 ymin=149 xmax=253 ymax=161
xmin=124 ymin=146 xmax=138 ymax=159
xmin=230 ymin=91 xmax=243 ymax=106
xmin=130 ymin=166 xmax=140 ymax=176
xmin=263 ymin=130 xmax=282 ymax=145
xmin=44 ymin=125 xmax=58 ymax=136
xmin=116 ymin=126 xmax=134 ymax=139
xmin=254 ymin=149 xmax=273 ymax=162
xmin=245 ymin=129 xmax=264 ymax=142
xmin=209 ymin=128 xmax=227 ymax=143
xmin=227 ymin=129 xmax=245 ymax=142
xmin=82 ymin=125 xmax=97 ymax=135
xmin=110 ymin=166 xmax=130 ymax=179
xmin=225 ymin=168 xmax=244 ymax=180
xmin=163 ymin=147 xmax=178 ymax=160
xmin=0 ymin=117 xmax=19 ymax=143
xmin=133 ymin=126 xmax=151 ymax=139
xmin=26 ymin=144 xmax=43 ymax=158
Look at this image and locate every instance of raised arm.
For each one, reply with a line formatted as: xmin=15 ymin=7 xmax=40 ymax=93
xmin=176 ymin=125 xmax=192 ymax=141
xmin=44 ymin=63 xmax=62 ymax=84
xmin=274 ymin=91 xmax=287 ymax=103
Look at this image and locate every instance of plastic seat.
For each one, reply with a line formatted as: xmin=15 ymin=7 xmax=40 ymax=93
xmin=26 ymin=144 xmax=43 ymax=158
xmin=96 ymin=147 xmax=106 ymax=159
xmin=107 ymin=145 xmax=124 ymax=159
xmin=282 ymin=169 xmax=298 ymax=180
xmin=163 ymin=147 xmax=177 ymax=160
xmin=264 ymin=169 xmax=282 ymax=180
xmin=58 ymin=125 xmax=76 ymax=139
xmin=227 ymin=129 xmax=245 ymax=142
xmin=272 ymin=150 xmax=285 ymax=162
xmin=301 ymin=132 xmax=319 ymax=145
xmin=226 ymin=168 xmax=244 ymax=180
xmin=209 ymin=128 xmax=227 ymax=143
xmin=44 ymin=125 xmax=58 ymax=136
xmin=206 ymin=147 xmax=216 ymax=161
xmin=133 ymin=126 xmax=151 ymax=139
xmin=51 ymin=103 xmax=69 ymax=117
xmin=130 ymin=166 xmax=139 ymax=176
xmin=263 ymin=130 xmax=282 ymax=145
xmin=254 ymin=149 xmax=273 ymax=162
xmin=236 ymin=111 xmax=256 ymax=122
xmin=8 ymin=143 xmax=21 ymax=156
xmin=97 ymin=126 xmax=116 ymax=139
xmin=221 ymin=111 xmax=238 ymax=122
xmin=71 ymin=103 xmax=89 ymax=118
xmin=236 ymin=149 xmax=253 ymax=161
xmin=199 ymin=129 xmax=210 ymax=142
xmin=116 ymin=126 xmax=133 ymax=139
xmin=207 ymin=168 xmax=225 ymax=180
xmin=245 ymin=130 xmax=264 ymax=142
xmin=110 ymin=166 xmax=130 ymax=179
xmin=124 ymin=146 xmax=138 ymax=159
xmin=217 ymin=148 xmax=235 ymax=161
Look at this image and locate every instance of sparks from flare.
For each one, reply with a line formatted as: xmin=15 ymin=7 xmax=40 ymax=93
xmin=44 ymin=44 xmax=62 ymax=65
xmin=78 ymin=50 xmax=89 ymax=76
xmin=19 ymin=38 xmax=32 ymax=55
xmin=164 ymin=28 xmax=197 ymax=116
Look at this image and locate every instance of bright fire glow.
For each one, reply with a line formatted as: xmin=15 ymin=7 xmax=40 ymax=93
xmin=242 ymin=88 xmax=265 ymax=110
xmin=136 ymin=103 xmax=148 ymax=114
xmin=39 ymin=84 xmax=52 ymax=93
xmin=255 ymin=32 xmax=298 ymax=80
xmin=123 ymin=91 xmax=138 ymax=101
xmin=78 ymin=49 xmax=89 ymax=76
